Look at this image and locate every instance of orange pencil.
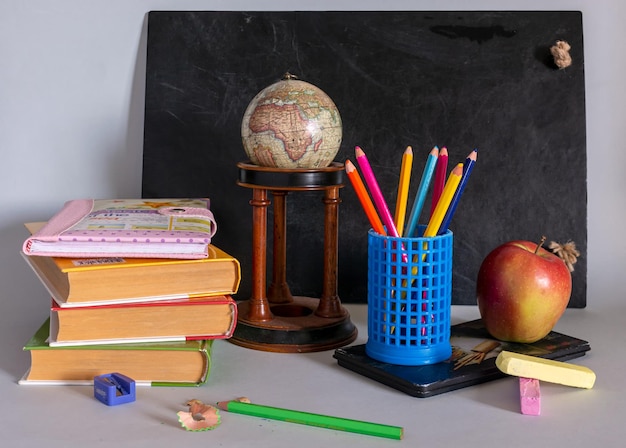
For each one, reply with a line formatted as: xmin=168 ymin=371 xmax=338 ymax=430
xmin=345 ymin=160 xmax=386 ymax=235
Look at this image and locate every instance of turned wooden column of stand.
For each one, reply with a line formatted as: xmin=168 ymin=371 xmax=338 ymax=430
xmin=316 ymin=185 xmax=347 ymax=318
xmin=246 ymin=187 xmax=272 ymax=321
xmin=267 ymin=191 xmax=293 ymax=304
xmin=233 ymin=162 xmax=357 ymax=352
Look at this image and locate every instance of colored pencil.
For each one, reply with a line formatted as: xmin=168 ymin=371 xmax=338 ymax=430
xmin=216 ymin=400 xmax=404 ymax=440
xmin=429 ymin=146 xmax=448 ymax=217
xmin=345 ymin=159 xmax=386 ymax=235
xmin=423 ymin=163 xmax=463 ymax=237
xmin=355 ymin=146 xmax=399 ymax=237
xmin=393 ymin=146 xmax=413 ymax=236
xmin=405 ymin=146 xmax=439 ymax=237
xmin=438 ymin=148 xmax=478 ymax=234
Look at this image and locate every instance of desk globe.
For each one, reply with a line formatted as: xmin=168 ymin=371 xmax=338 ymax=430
xmin=241 ymin=73 xmax=342 ymax=169
xmin=233 ymin=74 xmax=356 ymax=352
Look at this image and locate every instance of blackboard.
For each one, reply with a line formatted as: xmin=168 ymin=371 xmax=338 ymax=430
xmin=142 ymin=11 xmax=586 ymax=307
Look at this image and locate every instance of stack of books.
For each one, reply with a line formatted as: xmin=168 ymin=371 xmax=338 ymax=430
xmin=19 ymin=199 xmax=241 ymax=386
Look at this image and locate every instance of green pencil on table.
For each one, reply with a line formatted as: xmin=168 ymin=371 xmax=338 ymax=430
xmin=217 ymin=399 xmax=404 ymax=440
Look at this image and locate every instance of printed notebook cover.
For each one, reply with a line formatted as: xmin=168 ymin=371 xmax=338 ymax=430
xmin=23 ymin=198 xmax=216 ymax=259
xmin=333 ymin=319 xmax=591 ymax=398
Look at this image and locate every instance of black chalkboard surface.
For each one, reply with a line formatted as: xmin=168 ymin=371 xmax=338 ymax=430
xmin=142 ymin=11 xmax=586 ymax=307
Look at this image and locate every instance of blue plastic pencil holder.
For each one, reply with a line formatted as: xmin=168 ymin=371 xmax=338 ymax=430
xmin=366 ymin=226 xmax=453 ymax=366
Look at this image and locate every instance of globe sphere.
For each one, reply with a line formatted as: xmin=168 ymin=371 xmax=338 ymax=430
xmin=241 ymin=75 xmax=342 ymax=169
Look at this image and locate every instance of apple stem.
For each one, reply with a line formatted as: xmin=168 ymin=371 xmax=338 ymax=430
xmin=534 ymin=236 xmax=547 ymax=254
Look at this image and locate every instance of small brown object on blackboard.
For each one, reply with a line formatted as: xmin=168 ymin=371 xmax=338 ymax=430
xmin=550 ymin=40 xmax=572 ymax=69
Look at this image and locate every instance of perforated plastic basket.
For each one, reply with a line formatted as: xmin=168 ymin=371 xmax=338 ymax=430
xmin=366 ymin=227 xmax=453 ymax=365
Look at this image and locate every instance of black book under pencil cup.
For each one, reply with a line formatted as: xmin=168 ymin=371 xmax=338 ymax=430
xmin=366 ymin=227 xmax=453 ymax=366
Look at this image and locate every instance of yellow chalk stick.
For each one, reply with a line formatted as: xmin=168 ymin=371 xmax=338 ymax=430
xmin=496 ymin=351 xmax=596 ymax=389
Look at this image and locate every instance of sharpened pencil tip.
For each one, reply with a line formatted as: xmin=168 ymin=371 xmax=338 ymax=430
xmin=345 ymin=159 xmax=355 ymax=172
xmin=355 ymin=146 xmax=365 ymax=157
xmin=216 ymin=401 xmax=228 ymax=411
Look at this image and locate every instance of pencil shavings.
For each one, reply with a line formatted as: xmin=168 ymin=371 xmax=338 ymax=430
xmin=177 ymin=399 xmax=221 ymax=431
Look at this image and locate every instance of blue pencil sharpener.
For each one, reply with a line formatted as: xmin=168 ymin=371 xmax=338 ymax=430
xmin=94 ymin=373 xmax=136 ymax=406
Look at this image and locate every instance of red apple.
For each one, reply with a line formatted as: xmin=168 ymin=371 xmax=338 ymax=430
xmin=476 ymin=238 xmax=572 ymax=343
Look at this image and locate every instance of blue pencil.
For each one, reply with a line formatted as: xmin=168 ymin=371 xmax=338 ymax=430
xmin=437 ymin=148 xmax=478 ymax=234
xmin=405 ymin=146 xmax=439 ymax=237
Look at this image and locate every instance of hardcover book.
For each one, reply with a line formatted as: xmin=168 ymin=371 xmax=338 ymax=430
xmin=21 ymin=240 xmax=240 ymax=307
xmin=334 ymin=319 xmax=591 ymax=398
xmin=20 ymin=319 xmax=213 ymax=386
xmin=22 ymin=198 xmax=216 ymax=259
xmin=48 ymin=295 xmax=237 ymax=346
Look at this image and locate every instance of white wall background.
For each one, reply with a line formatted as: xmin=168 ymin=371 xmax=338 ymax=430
xmin=1 ymin=0 xmax=624 ymax=342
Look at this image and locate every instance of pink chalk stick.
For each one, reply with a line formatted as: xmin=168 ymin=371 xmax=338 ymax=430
xmin=519 ymin=377 xmax=541 ymax=416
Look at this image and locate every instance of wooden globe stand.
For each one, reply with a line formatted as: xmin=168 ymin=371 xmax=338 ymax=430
xmin=231 ymin=161 xmax=357 ymax=352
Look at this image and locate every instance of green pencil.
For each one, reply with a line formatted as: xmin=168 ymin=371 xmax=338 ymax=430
xmin=216 ymin=400 xmax=404 ymax=440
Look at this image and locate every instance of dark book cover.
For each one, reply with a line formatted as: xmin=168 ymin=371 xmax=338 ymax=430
xmin=333 ymin=319 xmax=590 ymax=398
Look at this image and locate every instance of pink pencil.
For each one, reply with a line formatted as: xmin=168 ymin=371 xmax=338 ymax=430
xmin=355 ymin=146 xmax=399 ymax=237
xmin=429 ymin=146 xmax=448 ymax=217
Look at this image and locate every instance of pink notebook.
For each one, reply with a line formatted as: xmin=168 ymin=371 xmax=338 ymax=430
xmin=23 ymin=199 xmax=217 ymax=259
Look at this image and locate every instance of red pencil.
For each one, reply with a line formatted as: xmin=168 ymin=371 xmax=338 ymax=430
xmin=429 ymin=146 xmax=448 ymax=217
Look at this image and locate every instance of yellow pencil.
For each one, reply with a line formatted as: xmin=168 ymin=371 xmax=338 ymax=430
xmin=394 ymin=146 xmax=413 ymax=237
xmin=423 ymin=163 xmax=463 ymax=237
xmin=399 ymin=164 xmax=463 ymax=333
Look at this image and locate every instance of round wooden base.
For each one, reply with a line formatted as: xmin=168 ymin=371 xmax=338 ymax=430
xmin=230 ymin=297 xmax=358 ymax=353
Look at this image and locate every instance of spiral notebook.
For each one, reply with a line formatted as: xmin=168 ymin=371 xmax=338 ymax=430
xmin=23 ymin=199 xmax=216 ymax=259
